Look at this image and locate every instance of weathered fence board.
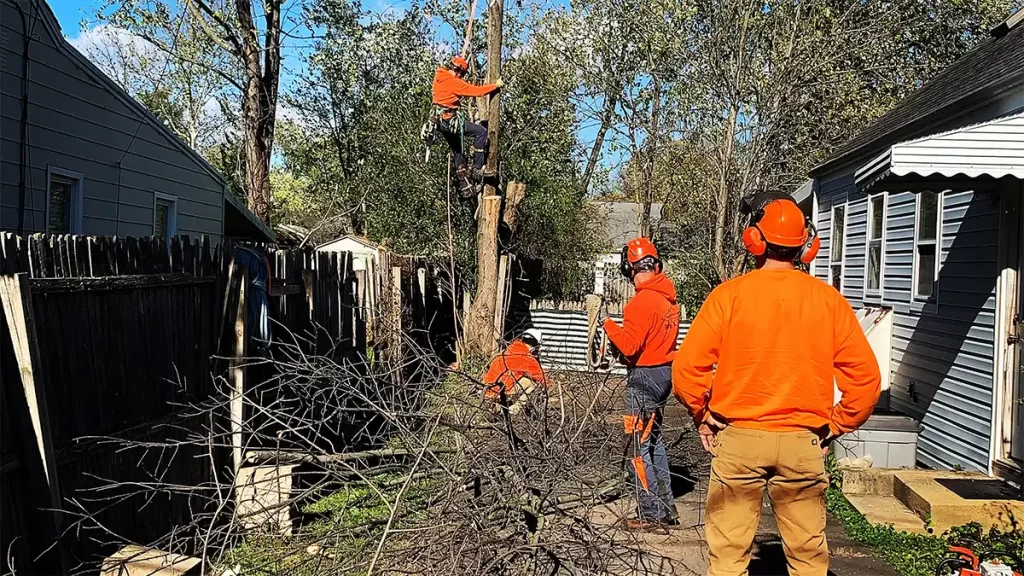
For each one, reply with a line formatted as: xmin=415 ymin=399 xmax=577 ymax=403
xmin=0 ymin=232 xmax=457 ymax=574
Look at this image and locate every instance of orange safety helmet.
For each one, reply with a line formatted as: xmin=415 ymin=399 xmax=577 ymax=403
xmin=741 ymin=195 xmax=820 ymax=264
xmin=451 ymin=56 xmax=469 ymax=72
xmin=620 ymin=237 xmax=661 ymax=278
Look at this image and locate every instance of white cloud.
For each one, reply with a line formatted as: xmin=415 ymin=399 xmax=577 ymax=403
xmin=68 ymin=24 xmax=164 ymax=77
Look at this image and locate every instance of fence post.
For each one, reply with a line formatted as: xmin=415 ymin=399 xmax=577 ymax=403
xmin=0 ymin=273 xmax=69 ymax=573
xmin=231 ymin=266 xmax=249 ymax=472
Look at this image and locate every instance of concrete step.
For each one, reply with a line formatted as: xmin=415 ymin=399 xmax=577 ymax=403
xmin=893 ymin=470 xmax=1024 ymax=534
xmin=841 ymin=465 xmax=1024 ymax=534
xmin=845 ymin=494 xmax=929 ymax=535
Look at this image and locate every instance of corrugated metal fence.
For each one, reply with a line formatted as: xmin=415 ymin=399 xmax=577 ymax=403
xmin=510 ymin=308 xmax=690 ymax=374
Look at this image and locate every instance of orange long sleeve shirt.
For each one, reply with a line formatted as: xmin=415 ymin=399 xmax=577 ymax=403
xmin=672 ymin=268 xmax=880 ymax=436
xmin=431 ymin=67 xmax=498 ymax=113
xmin=482 ymin=340 xmax=550 ymax=399
xmin=603 ymin=273 xmax=680 ymax=367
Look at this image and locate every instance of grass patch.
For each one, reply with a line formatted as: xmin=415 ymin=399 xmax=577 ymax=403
xmin=217 ymin=476 xmax=438 ymax=575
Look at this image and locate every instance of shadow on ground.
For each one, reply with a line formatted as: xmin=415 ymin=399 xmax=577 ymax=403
xmin=749 ymin=538 xmax=840 ymax=576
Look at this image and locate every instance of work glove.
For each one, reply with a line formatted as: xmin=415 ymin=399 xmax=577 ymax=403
xmin=495 ymin=78 xmax=505 ymax=89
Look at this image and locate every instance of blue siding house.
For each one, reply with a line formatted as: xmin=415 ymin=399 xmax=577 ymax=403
xmin=799 ymin=13 xmax=1024 ymax=476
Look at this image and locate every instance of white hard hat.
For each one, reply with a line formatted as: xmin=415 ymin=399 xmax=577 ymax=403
xmin=522 ymin=328 xmax=544 ymax=346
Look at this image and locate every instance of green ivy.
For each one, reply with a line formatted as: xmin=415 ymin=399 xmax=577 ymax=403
xmin=826 ymin=488 xmax=950 ymax=576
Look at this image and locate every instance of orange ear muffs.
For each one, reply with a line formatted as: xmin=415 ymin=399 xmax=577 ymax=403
xmin=798 ymin=221 xmax=820 ymax=264
xmin=742 ymin=226 xmax=767 ymax=256
xmin=799 ymin=235 xmax=820 ymax=264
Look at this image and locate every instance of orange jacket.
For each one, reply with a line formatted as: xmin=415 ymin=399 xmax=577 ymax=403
xmin=482 ymin=340 xmax=550 ymax=398
xmin=432 ymin=67 xmax=498 ymax=115
xmin=672 ymin=268 xmax=881 ymax=435
xmin=603 ymin=273 xmax=680 ymax=367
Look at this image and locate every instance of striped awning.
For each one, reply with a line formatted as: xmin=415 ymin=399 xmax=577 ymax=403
xmin=857 ymin=111 xmax=1024 ymax=191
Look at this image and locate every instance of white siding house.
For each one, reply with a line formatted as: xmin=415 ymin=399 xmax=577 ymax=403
xmin=0 ymin=0 xmax=272 ymax=242
xmin=805 ymin=14 xmax=1024 ymax=476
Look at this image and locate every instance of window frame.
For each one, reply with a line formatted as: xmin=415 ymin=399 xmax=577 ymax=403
xmin=912 ymin=190 xmax=943 ymax=303
xmin=829 ymin=202 xmax=848 ymax=292
xmin=864 ymin=193 xmax=887 ymax=298
xmin=45 ymin=166 xmax=84 ymax=235
xmin=153 ymin=193 xmax=178 ymax=241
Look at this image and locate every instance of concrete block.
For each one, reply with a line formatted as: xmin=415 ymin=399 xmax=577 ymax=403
xmin=235 ymin=464 xmax=298 ymax=536
xmin=100 ymin=545 xmax=201 ymax=576
xmin=846 ymin=495 xmax=929 ymax=535
xmin=841 ymin=467 xmax=896 ymax=496
xmin=893 ymin=470 xmax=1024 ymax=534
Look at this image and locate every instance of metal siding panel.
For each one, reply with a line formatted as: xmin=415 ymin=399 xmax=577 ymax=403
xmin=1 ymin=9 xmax=227 ymax=238
xmin=884 ymin=188 xmax=997 ymax=472
xmin=512 ymin=309 xmax=689 ymax=374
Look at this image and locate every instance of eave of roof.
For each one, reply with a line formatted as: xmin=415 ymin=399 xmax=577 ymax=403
xmin=31 ymin=0 xmax=272 ymax=238
xmin=811 ymin=18 xmax=1024 ymax=177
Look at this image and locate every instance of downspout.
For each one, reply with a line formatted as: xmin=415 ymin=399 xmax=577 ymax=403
xmin=15 ymin=0 xmax=33 ymax=235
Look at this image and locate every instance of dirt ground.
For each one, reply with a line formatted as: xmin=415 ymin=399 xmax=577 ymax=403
xmin=588 ymin=390 xmax=898 ymax=576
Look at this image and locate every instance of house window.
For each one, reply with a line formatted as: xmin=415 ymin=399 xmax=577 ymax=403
xmin=830 ymin=204 xmax=846 ymax=290
xmin=46 ymin=168 xmax=83 ymax=234
xmin=154 ymin=194 xmax=177 ymax=241
xmin=866 ymin=194 xmax=885 ymax=293
xmin=914 ymin=190 xmax=941 ymax=299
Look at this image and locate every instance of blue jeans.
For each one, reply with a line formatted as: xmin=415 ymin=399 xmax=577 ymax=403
xmin=625 ymin=365 xmax=675 ymax=522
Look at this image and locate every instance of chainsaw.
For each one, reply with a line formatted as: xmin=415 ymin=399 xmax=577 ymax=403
xmin=936 ymin=546 xmax=1023 ymax=576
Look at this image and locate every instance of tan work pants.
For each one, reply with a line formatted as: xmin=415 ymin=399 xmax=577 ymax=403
xmin=706 ymin=426 xmax=829 ymax=576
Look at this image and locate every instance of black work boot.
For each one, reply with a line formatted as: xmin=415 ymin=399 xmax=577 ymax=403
xmin=472 ymin=152 xmax=495 ymax=181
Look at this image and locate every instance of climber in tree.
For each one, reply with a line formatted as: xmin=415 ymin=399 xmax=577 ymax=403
xmin=431 ymin=56 xmax=503 ymax=197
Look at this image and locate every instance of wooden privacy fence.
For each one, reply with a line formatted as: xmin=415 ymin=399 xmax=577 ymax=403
xmin=0 ymin=233 xmax=456 ymax=575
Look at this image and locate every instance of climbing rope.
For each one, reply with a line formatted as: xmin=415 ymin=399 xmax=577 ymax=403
xmin=584 ymin=293 xmax=613 ymax=370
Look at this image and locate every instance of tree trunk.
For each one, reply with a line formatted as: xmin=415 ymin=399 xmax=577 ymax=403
xmin=713 ymin=106 xmax=738 ymax=282
xmin=463 ymin=0 xmax=504 ymax=358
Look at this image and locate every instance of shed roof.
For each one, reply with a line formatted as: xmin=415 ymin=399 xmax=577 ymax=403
xmin=590 ymin=201 xmax=663 ymax=252
xmin=813 ymin=13 xmax=1024 ymax=176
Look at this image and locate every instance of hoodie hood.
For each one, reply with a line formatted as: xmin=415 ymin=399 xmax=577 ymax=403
xmin=635 ymin=272 xmax=677 ymax=303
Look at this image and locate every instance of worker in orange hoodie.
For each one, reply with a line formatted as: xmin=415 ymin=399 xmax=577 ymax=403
xmin=672 ymin=192 xmax=881 ymax=576
xmin=482 ymin=329 xmax=550 ymax=415
xmin=431 ymin=56 xmax=503 ymax=197
xmin=602 ymin=237 xmax=681 ymax=530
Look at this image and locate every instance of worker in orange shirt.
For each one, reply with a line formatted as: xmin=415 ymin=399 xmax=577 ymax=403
xmin=431 ymin=56 xmax=503 ymax=197
xmin=602 ymin=238 xmax=681 ymax=530
xmin=482 ymin=329 xmax=550 ymax=415
xmin=672 ymin=192 xmax=881 ymax=576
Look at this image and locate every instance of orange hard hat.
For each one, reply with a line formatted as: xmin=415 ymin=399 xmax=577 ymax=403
xmin=754 ymin=199 xmax=808 ymax=247
xmin=620 ymin=237 xmax=660 ymax=277
xmin=624 ymin=237 xmax=659 ymax=263
xmin=451 ymin=56 xmax=469 ymax=71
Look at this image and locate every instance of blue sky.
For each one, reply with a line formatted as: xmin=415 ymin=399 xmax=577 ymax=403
xmin=49 ymin=0 xmax=620 ymax=182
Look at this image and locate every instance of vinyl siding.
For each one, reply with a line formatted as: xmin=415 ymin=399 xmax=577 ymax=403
xmin=0 ymin=0 xmax=224 ymax=240
xmin=816 ymin=164 xmax=999 ymax=472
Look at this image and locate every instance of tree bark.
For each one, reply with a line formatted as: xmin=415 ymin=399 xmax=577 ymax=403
xmin=463 ymin=0 xmax=504 ymax=358
xmin=185 ymin=0 xmax=279 ymax=224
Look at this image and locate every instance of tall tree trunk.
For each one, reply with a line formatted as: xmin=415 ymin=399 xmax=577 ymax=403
xmin=713 ymin=105 xmax=738 ymax=282
xmin=638 ymin=78 xmax=661 ymax=239
xmin=581 ymin=92 xmax=618 ymax=193
xmin=463 ymin=0 xmax=505 ymax=358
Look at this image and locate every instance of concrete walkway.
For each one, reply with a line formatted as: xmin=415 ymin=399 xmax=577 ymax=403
xmin=596 ymin=400 xmax=900 ymax=576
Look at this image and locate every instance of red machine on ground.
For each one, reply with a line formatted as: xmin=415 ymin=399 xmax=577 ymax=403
xmin=937 ymin=547 xmax=1023 ymax=576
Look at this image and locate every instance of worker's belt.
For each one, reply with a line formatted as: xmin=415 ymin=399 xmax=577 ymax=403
xmin=432 ymin=104 xmax=461 ymax=121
